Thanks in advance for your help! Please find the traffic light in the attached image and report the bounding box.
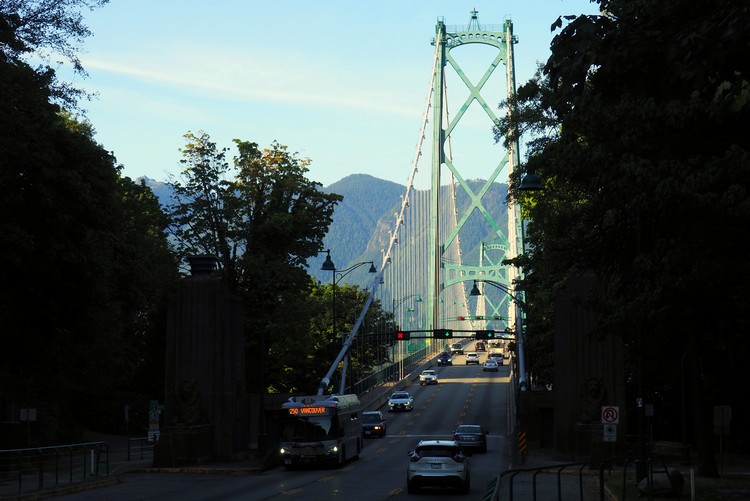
[395,331,411,340]
[433,328,453,338]
[475,330,496,340]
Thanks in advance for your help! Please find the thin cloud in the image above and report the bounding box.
[83,50,422,118]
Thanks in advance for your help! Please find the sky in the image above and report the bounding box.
[73,1,600,188]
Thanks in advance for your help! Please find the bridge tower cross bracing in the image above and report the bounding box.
[428,12,522,332]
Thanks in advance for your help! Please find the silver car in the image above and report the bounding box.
[482,359,499,372]
[406,440,471,494]
[388,391,414,412]
[419,369,439,385]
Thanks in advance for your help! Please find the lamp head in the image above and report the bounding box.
[519,171,543,191]
[321,250,336,271]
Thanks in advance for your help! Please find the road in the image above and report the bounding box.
[58,347,511,500]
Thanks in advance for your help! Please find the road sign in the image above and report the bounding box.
[601,406,620,424]
[19,408,37,422]
[603,424,617,442]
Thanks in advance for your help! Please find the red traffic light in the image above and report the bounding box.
[396,331,411,340]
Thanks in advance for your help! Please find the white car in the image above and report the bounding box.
[488,351,504,365]
[465,352,480,365]
[388,391,414,412]
[419,370,439,385]
[406,440,471,494]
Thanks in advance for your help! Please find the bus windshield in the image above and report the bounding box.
[281,415,337,441]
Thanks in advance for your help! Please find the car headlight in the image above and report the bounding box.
[280,447,290,455]
[326,445,339,454]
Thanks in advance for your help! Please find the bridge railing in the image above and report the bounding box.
[350,345,433,397]
[0,441,108,495]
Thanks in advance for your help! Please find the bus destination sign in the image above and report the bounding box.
[288,406,328,416]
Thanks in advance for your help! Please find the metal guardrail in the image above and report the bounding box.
[487,455,679,501]
[0,441,108,495]
[127,436,155,461]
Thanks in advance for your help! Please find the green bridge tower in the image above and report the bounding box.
[427,10,524,343]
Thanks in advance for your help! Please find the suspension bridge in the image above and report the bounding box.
[316,10,530,396]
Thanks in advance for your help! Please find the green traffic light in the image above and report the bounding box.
[432,329,453,338]
[475,329,496,340]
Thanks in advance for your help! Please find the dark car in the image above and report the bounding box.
[452,424,488,453]
[475,341,486,352]
[362,410,386,438]
[436,352,453,366]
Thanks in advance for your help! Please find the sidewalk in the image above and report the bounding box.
[489,447,608,501]
[499,447,750,501]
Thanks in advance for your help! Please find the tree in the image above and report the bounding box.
[0,36,177,439]
[496,0,750,475]
[0,0,109,107]
[293,280,394,396]
[166,133,343,394]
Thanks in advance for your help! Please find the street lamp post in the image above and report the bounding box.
[470,279,528,391]
[320,249,376,393]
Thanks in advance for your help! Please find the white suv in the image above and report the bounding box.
[465,352,480,365]
[406,440,470,494]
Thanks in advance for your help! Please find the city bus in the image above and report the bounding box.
[279,394,363,468]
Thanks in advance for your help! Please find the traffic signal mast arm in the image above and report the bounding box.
[390,329,514,340]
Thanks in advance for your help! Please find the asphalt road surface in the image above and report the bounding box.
[58,349,511,500]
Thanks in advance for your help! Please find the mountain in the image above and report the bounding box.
[139,174,509,284]
[315,174,405,282]
[316,175,510,286]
